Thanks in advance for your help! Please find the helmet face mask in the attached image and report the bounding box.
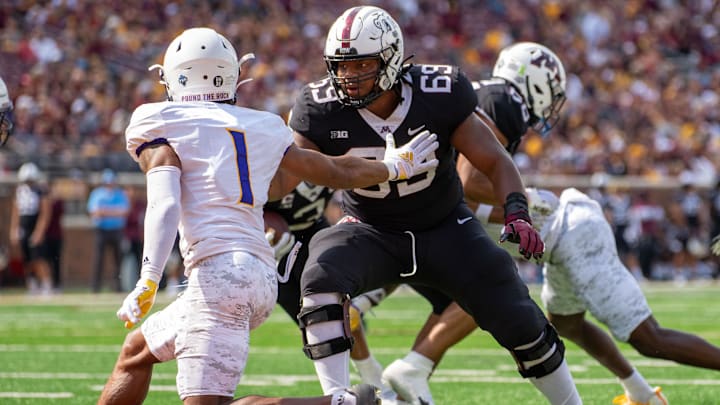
[324,6,404,108]
[150,27,244,104]
[492,42,567,134]
[0,77,13,146]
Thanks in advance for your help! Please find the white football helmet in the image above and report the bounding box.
[0,76,13,146]
[324,6,404,108]
[18,162,41,183]
[150,27,253,103]
[493,42,566,134]
[526,187,559,230]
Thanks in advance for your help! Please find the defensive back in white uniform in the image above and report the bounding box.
[126,101,292,269]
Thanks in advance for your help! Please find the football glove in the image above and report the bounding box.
[265,229,296,260]
[383,130,439,181]
[500,192,545,261]
[711,234,720,256]
[117,277,158,329]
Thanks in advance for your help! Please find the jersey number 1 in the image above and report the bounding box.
[228,129,254,205]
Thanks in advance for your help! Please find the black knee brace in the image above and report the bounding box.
[510,324,565,378]
[297,294,354,360]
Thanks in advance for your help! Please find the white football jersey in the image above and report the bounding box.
[126,101,294,268]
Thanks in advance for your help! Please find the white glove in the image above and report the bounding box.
[117,277,158,329]
[266,230,296,260]
[383,130,439,181]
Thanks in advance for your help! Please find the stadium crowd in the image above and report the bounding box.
[0,0,719,283]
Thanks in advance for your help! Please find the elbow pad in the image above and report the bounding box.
[141,166,182,283]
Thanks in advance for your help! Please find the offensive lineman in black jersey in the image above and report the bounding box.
[369,42,572,404]
[278,6,580,404]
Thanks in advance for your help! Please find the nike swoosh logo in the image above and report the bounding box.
[457,216,473,225]
[408,125,426,136]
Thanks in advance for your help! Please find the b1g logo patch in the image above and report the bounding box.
[178,75,188,86]
[213,76,224,87]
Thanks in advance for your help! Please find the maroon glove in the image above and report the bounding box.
[499,192,545,260]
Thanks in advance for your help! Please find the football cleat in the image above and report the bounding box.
[346,383,381,405]
[612,387,668,405]
[382,359,434,405]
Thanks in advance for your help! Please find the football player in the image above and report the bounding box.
[0,76,13,146]
[98,26,437,405]
[367,43,715,405]
[286,6,580,405]
[350,41,570,405]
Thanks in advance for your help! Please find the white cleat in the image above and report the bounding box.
[382,359,434,405]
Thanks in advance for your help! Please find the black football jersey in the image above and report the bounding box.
[473,78,531,155]
[289,64,476,231]
[265,182,333,240]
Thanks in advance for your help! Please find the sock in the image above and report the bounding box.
[352,356,384,388]
[529,360,581,405]
[620,368,655,402]
[352,295,374,314]
[404,351,435,375]
[304,293,350,394]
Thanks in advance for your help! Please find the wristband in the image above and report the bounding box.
[474,204,493,225]
[503,192,532,224]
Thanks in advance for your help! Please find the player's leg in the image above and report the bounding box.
[299,223,401,395]
[544,202,660,404]
[98,329,160,405]
[424,209,580,405]
[176,252,277,403]
[547,312,633,378]
[629,315,720,369]
[348,286,396,396]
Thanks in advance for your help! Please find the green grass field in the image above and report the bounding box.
[0,282,719,404]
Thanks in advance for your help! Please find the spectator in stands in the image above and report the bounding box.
[87,168,129,293]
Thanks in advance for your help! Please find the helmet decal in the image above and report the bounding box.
[340,7,362,48]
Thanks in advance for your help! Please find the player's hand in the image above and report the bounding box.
[500,219,545,261]
[266,229,296,260]
[712,234,720,256]
[117,277,158,329]
[383,130,439,180]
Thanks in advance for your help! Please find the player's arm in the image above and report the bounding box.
[117,143,182,328]
[270,130,439,199]
[452,113,523,202]
[452,113,543,260]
